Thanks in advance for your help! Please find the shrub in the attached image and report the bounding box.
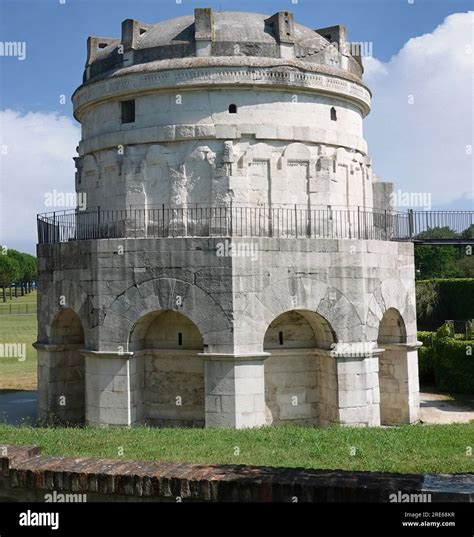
[436,322,453,339]
[417,330,474,393]
[433,338,474,394]
[417,331,435,383]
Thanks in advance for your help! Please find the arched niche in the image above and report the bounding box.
[377,308,409,425]
[48,308,85,424]
[129,310,205,427]
[263,309,338,426]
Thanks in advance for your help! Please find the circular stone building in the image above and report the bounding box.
[35,9,420,428]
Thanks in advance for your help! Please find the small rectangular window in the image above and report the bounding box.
[178,333,183,346]
[121,100,135,124]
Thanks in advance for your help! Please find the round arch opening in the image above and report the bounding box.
[377,308,409,425]
[263,310,338,427]
[47,308,85,424]
[130,309,205,428]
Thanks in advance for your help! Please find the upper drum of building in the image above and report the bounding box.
[82,9,365,85]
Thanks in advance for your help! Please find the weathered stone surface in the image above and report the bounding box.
[37,9,419,430]
[1,445,472,502]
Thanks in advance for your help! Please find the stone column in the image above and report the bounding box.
[34,342,85,425]
[83,351,144,426]
[201,353,269,429]
[378,342,421,424]
[334,343,382,426]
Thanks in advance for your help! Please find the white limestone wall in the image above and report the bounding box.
[80,90,364,145]
[36,237,418,428]
[76,139,373,214]
[35,344,85,424]
[84,353,144,426]
[142,350,205,427]
[264,350,327,425]
[74,84,378,213]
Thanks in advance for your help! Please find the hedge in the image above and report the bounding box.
[416,278,474,330]
[417,331,435,383]
[433,337,474,394]
[417,331,474,393]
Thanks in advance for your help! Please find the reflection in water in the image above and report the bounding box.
[0,390,37,426]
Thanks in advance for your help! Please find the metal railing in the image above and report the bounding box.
[36,205,473,244]
[0,302,37,316]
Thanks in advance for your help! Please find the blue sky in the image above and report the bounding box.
[0,0,473,253]
[1,0,472,116]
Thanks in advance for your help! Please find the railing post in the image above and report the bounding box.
[53,211,56,243]
[408,209,414,239]
[97,206,101,239]
[294,204,298,238]
[162,204,165,237]
[357,206,361,239]
[229,199,233,237]
[384,209,387,237]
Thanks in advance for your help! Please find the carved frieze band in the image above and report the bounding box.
[73,66,371,116]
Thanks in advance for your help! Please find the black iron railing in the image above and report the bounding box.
[36,205,474,244]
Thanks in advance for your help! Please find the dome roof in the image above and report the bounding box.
[84,9,363,83]
[137,12,325,48]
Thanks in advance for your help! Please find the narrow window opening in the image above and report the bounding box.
[330,107,337,121]
[279,331,284,345]
[139,28,147,35]
[178,332,183,346]
[121,100,135,124]
[228,104,237,114]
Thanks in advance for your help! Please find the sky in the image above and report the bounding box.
[0,0,473,253]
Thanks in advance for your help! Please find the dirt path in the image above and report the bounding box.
[420,392,474,424]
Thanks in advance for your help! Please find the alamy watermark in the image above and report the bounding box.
[330,41,373,58]
[0,343,26,361]
[216,239,259,261]
[389,491,432,503]
[0,41,26,61]
[330,342,377,358]
[44,190,87,211]
[390,189,432,210]
[45,491,87,503]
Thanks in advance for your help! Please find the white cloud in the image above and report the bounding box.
[364,11,473,209]
[0,110,80,253]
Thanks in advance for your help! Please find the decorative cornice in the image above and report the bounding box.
[73,64,371,120]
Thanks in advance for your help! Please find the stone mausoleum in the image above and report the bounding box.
[35,9,420,428]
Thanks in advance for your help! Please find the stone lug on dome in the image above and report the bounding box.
[265,11,295,44]
[315,25,347,50]
[86,36,119,66]
[316,24,363,72]
[121,18,152,51]
[265,11,295,59]
[194,8,214,57]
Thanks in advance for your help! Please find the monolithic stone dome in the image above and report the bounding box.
[84,9,363,84]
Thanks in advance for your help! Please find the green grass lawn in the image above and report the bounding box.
[0,313,37,390]
[0,423,472,474]
[0,289,36,303]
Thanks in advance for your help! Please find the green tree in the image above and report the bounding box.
[0,255,20,302]
[6,249,27,296]
[415,227,462,279]
[22,253,37,293]
[461,224,474,239]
